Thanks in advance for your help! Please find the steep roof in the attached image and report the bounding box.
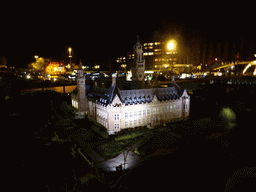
[87,78,184,106]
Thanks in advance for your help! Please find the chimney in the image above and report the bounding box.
[112,73,116,87]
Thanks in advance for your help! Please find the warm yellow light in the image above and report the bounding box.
[243,64,251,74]
[167,40,177,50]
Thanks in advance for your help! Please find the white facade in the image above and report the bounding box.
[88,87,190,135]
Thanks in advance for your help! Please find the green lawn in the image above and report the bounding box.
[96,128,151,159]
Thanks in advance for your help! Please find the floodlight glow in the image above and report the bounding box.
[167,40,177,50]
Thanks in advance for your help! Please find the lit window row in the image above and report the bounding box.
[155,58,176,61]
[125,117,150,127]
[144,42,161,46]
[143,52,154,56]
[166,51,177,54]
[124,106,177,119]
[116,60,126,63]
[144,46,154,49]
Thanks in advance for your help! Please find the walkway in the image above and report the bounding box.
[88,140,143,172]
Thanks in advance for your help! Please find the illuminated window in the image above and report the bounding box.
[154,49,161,52]
[155,59,158,61]
[144,43,148,46]
[143,53,148,56]
[148,43,153,46]
[144,47,148,49]
[166,52,171,54]
[155,52,161,55]
[148,52,154,55]
[155,42,161,45]
[148,46,153,49]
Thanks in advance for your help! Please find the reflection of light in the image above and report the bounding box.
[96,151,141,172]
[254,69,256,75]
[243,64,251,74]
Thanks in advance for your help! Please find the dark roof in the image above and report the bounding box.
[87,79,183,106]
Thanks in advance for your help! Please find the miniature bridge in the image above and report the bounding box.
[211,60,256,75]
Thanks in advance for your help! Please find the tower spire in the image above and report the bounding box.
[136,35,140,45]
[79,59,82,70]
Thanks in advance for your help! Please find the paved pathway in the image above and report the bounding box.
[88,140,143,172]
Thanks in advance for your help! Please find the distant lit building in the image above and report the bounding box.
[72,40,190,135]
[116,40,178,71]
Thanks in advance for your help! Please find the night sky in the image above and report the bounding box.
[1,2,255,68]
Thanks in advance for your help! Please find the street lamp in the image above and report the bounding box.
[166,40,177,74]
[68,48,72,68]
[167,40,177,51]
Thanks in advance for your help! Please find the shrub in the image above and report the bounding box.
[114,129,149,141]
[91,123,109,139]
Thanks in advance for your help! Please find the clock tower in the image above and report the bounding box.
[132,36,145,81]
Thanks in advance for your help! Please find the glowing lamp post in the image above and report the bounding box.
[167,40,177,51]
[166,40,177,74]
[68,48,72,67]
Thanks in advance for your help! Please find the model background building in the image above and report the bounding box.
[116,40,178,71]
[71,39,190,135]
